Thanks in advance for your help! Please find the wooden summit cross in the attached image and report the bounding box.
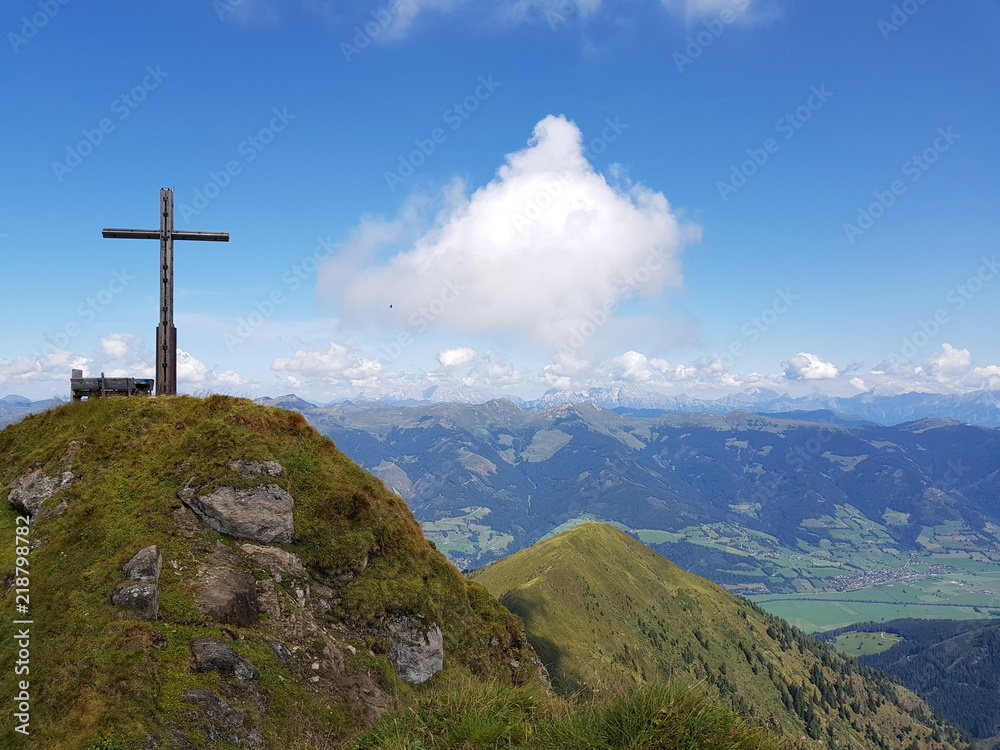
[102,188,229,396]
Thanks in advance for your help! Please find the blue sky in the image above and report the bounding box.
[1,0,998,402]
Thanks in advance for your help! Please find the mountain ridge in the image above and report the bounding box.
[472,522,968,749]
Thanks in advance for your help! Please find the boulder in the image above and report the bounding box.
[226,459,284,478]
[111,582,160,620]
[180,484,294,544]
[387,617,444,684]
[194,566,259,627]
[8,468,77,518]
[189,638,261,680]
[123,545,162,582]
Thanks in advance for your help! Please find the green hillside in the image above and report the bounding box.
[0,396,539,749]
[472,523,967,750]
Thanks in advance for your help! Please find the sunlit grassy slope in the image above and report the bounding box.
[472,523,967,750]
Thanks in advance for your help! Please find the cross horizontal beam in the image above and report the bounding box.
[102,228,159,239]
[172,230,229,242]
[102,228,230,242]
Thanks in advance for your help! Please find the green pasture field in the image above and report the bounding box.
[831,631,904,656]
[751,597,996,633]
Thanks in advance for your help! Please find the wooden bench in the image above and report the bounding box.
[70,369,154,401]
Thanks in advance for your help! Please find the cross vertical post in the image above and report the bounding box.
[157,188,177,395]
[103,188,229,396]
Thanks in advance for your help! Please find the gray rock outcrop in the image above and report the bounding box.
[123,545,162,582]
[193,545,260,627]
[189,638,261,680]
[180,483,294,544]
[387,617,444,684]
[7,468,77,518]
[111,583,160,620]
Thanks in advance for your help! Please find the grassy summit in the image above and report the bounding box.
[0,396,537,749]
[472,522,967,749]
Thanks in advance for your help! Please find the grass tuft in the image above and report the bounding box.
[351,676,790,750]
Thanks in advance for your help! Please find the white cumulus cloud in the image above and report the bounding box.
[438,347,478,369]
[0,349,89,391]
[866,345,1000,395]
[328,114,699,350]
[97,333,143,361]
[784,352,839,381]
[610,350,671,383]
[272,342,388,386]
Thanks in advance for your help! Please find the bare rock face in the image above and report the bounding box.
[112,582,160,620]
[7,468,77,518]
[180,483,294,544]
[226,459,284,479]
[189,638,262,680]
[123,545,162,582]
[194,564,259,627]
[240,544,306,581]
[387,617,444,684]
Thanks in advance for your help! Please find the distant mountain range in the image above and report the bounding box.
[0,394,63,428]
[259,397,1000,589]
[271,386,1000,427]
[8,385,1000,427]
